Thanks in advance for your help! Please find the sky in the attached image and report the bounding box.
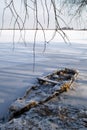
[0,0,87,29]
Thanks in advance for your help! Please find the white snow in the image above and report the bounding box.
[0,30,87,128]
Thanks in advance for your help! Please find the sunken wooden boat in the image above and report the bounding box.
[9,68,78,120]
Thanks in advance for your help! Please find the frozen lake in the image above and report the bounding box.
[0,30,87,120]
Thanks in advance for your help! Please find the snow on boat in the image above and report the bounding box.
[9,68,78,120]
[38,68,78,85]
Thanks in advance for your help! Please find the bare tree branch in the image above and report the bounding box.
[2,0,73,70]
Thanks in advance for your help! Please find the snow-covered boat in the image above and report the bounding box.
[9,68,78,120]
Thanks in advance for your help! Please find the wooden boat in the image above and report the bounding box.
[9,68,78,120]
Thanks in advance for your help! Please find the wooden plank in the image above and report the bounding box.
[37,77,59,85]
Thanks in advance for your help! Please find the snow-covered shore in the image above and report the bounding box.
[0,30,87,129]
